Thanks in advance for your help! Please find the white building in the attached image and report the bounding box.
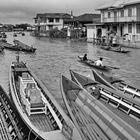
[86,23,106,42]
[34,13,71,33]
[97,0,140,41]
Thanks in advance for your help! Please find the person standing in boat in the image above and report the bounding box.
[95,57,103,66]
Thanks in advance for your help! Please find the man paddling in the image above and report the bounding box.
[95,57,103,66]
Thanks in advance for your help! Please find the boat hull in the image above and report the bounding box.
[78,56,111,71]
[61,74,140,140]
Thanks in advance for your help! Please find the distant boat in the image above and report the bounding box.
[13,39,36,52]
[9,58,82,140]
[100,46,130,53]
[22,32,25,36]
[13,33,17,37]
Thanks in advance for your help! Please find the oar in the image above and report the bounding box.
[107,66,120,69]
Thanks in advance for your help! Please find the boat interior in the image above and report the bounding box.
[11,62,66,133]
[85,83,140,121]
[71,70,140,121]
[62,75,139,140]
[66,90,109,140]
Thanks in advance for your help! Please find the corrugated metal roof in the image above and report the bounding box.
[97,0,126,10]
[125,0,140,6]
[97,0,140,10]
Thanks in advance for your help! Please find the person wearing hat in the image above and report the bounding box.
[95,57,103,66]
[82,53,88,61]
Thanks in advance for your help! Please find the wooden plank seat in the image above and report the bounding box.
[25,88,46,116]
[20,72,47,116]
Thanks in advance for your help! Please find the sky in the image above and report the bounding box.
[0,0,113,25]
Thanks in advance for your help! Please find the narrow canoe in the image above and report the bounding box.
[78,56,112,71]
[9,59,82,140]
[13,39,36,52]
[92,69,140,101]
[100,46,130,53]
[70,70,140,121]
[61,74,140,140]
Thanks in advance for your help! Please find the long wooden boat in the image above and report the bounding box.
[61,74,140,140]
[0,85,30,140]
[0,39,36,53]
[70,70,140,121]
[78,56,113,71]
[13,39,36,53]
[100,46,130,53]
[9,59,82,140]
[92,69,140,102]
[13,33,17,37]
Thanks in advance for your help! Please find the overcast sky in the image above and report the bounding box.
[0,0,113,24]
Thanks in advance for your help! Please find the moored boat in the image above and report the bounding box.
[61,74,140,140]
[0,85,29,140]
[92,69,140,101]
[13,39,36,53]
[9,57,82,140]
[78,56,112,71]
[13,33,17,37]
[100,46,130,53]
[70,70,140,121]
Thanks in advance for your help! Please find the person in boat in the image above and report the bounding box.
[95,57,103,66]
[112,33,118,47]
[116,45,122,51]
[82,53,88,61]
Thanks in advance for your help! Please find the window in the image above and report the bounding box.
[128,8,132,17]
[48,18,54,22]
[121,10,124,17]
[128,24,132,33]
[48,25,53,30]
[136,23,140,33]
[55,18,59,23]
[114,11,117,18]
[108,12,111,18]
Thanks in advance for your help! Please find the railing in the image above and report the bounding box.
[102,15,138,23]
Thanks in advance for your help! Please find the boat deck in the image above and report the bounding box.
[69,100,109,140]
[29,114,55,132]
[100,99,140,132]
[0,112,12,140]
[15,80,56,132]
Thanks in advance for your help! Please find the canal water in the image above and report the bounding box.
[0,32,140,108]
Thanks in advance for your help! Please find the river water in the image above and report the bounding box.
[0,32,140,108]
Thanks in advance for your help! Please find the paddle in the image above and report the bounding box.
[106,66,120,70]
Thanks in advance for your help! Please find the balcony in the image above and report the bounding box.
[102,16,138,23]
[34,22,62,26]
